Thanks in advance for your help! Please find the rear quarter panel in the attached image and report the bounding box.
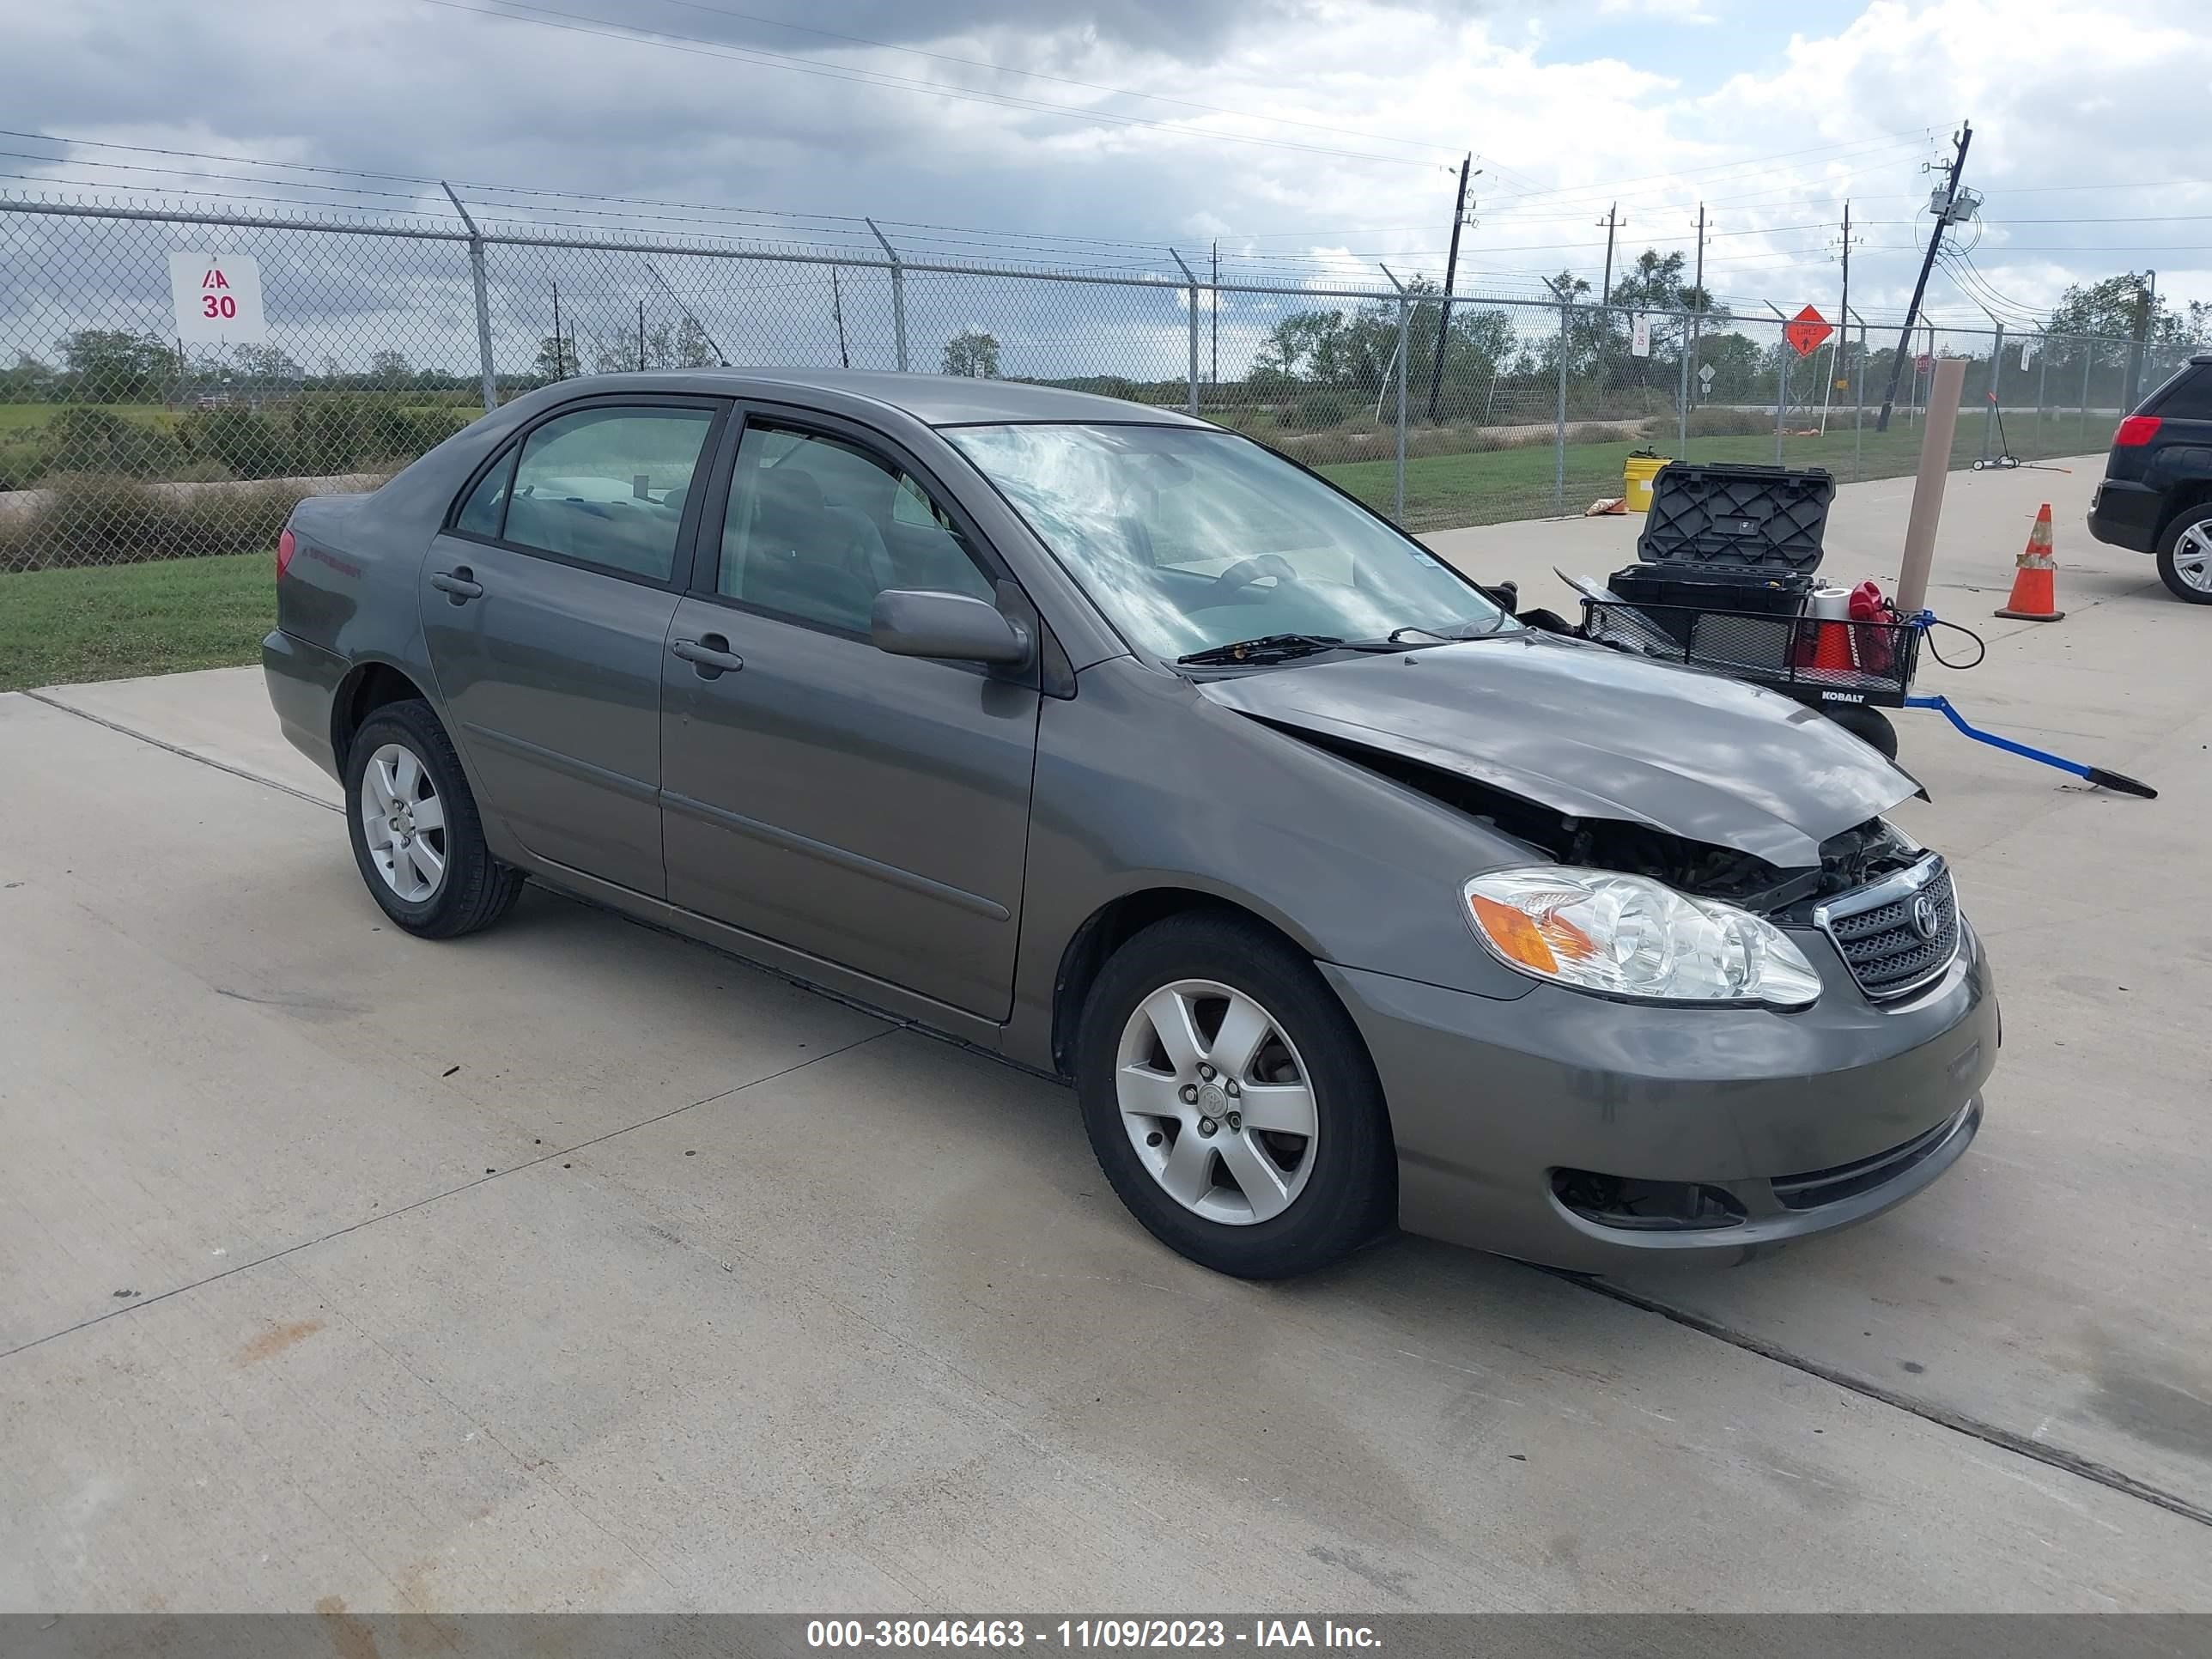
[269,403,532,787]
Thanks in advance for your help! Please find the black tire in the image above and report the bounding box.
[1824,702,1899,760]
[2154,505,2212,605]
[343,698,524,939]
[1075,911,1395,1279]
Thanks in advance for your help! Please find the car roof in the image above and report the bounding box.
[576,367,1214,428]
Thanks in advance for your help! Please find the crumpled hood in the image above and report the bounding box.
[1199,632,1918,868]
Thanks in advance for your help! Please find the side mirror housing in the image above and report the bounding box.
[871,588,1034,667]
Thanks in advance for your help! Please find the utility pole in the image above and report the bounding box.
[830,269,850,368]
[1877,119,1972,431]
[1685,204,1706,428]
[1824,201,1852,433]
[1592,202,1621,395]
[550,280,565,380]
[1425,153,1474,423]
[1598,203,1620,305]
[2128,268,2157,407]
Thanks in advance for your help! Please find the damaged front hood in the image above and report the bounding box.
[1199,633,1917,868]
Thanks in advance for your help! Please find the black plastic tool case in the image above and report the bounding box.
[1632,460,1836,572]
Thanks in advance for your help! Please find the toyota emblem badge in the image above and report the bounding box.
[1910,893,1941,941]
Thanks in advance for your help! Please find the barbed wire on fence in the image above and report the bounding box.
[1,192,2193,574]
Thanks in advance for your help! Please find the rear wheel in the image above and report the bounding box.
[2155,507,2212,605]
[1075,912,1395,1279]
[343,699,524,938]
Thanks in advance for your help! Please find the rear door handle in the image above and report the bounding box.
[431,568,483,603]
[672,635,744,676]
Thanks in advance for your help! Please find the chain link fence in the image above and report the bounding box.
[2,197,2195,574]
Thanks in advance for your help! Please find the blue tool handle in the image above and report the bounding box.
[1904,695,2158,799]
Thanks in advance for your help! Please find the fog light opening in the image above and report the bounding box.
[1552,1169,1747,1231]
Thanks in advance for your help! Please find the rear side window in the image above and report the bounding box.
[498,404,716,581]
[2149,366,2212,420]
[454,447,515,537]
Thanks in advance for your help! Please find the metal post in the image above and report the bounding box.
[1675,316,1689,454]
[2080,340,2094,443]
[1850,311,1866,483]
[866,218,907,372]
[1380,264,1409,520]
[1170,250,1199,416]
[2035,333,2049,444]
[1550,278,1570,514]
[442,182,497,414]
[1761,301,1790,464]
[1984,322,2003,464]
[638,299,646,372]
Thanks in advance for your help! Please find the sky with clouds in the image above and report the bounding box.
[0,0,2203,374]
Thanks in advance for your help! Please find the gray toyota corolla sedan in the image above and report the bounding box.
[264,368,1996,1279]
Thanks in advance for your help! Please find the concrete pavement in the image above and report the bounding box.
[3,456,2209,1611]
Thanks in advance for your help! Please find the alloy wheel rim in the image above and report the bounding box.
[2176,523,2212,593]
[1115,978,1318,1225]
[360,741,448,902]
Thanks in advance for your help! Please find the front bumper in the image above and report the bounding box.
[2087,478,2160,552]
[1325,917,1997,1272]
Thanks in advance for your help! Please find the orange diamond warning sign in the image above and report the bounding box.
[1784,304,1832,357]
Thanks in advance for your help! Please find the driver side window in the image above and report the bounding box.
[718,424,995,634]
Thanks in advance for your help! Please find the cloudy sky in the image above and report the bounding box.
[1,0,2203,374]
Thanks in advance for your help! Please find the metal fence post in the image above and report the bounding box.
[2079,343,2094,446]
[441,182,497,415]
[1379,264,1409,520]
[866,219,908,372]
[2034,333,2049,444]
[1984,322,2004,464]
[1851,313,1866,483]
[1762,302,1788,465]
[1395,295,1410,520]
[1170,250,1200,416]
[1553,285,1570,514]
[1675,317,1689,455]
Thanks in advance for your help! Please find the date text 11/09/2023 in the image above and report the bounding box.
[807,1621,1383,1650]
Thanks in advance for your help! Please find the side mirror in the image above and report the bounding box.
[871,588,1034,667]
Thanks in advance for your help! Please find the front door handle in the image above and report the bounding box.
[672,635,744,677]
[431,568,483,603]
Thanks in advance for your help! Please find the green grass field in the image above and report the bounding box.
[0,552,271,691]
[0,402,178,432]
[1319,409,2112,529]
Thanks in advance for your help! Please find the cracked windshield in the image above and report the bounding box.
[949,423,1514,660]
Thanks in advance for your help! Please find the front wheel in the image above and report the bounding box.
[1075,912,1395,1279]
[343,698,524,938]
[2155,507,2212,605]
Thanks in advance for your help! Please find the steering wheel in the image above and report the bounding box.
[1209,553,1303,600]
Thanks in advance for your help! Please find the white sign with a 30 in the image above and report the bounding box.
[168,251,268,343]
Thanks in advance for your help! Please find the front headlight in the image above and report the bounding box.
[1462,866,1821,1008]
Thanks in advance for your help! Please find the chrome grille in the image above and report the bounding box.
[1816,856,1960,1001]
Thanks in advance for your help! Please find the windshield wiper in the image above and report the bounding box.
[1177,633,1346,666]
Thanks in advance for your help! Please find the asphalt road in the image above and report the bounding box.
[3,457,2208,1612]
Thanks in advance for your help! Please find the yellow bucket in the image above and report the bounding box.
[1623,453,1670,513]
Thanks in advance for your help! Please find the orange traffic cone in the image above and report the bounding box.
[1809,616,1857,675]
[1996,503,2066,622]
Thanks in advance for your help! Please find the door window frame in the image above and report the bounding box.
[688,402,1018,643]
[441,393,732,592]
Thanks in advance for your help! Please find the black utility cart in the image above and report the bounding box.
[1580,460,1918,759]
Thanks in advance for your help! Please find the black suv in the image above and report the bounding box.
[2087,351,2212,603]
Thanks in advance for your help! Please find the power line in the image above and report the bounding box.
[416,0,1443,168]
